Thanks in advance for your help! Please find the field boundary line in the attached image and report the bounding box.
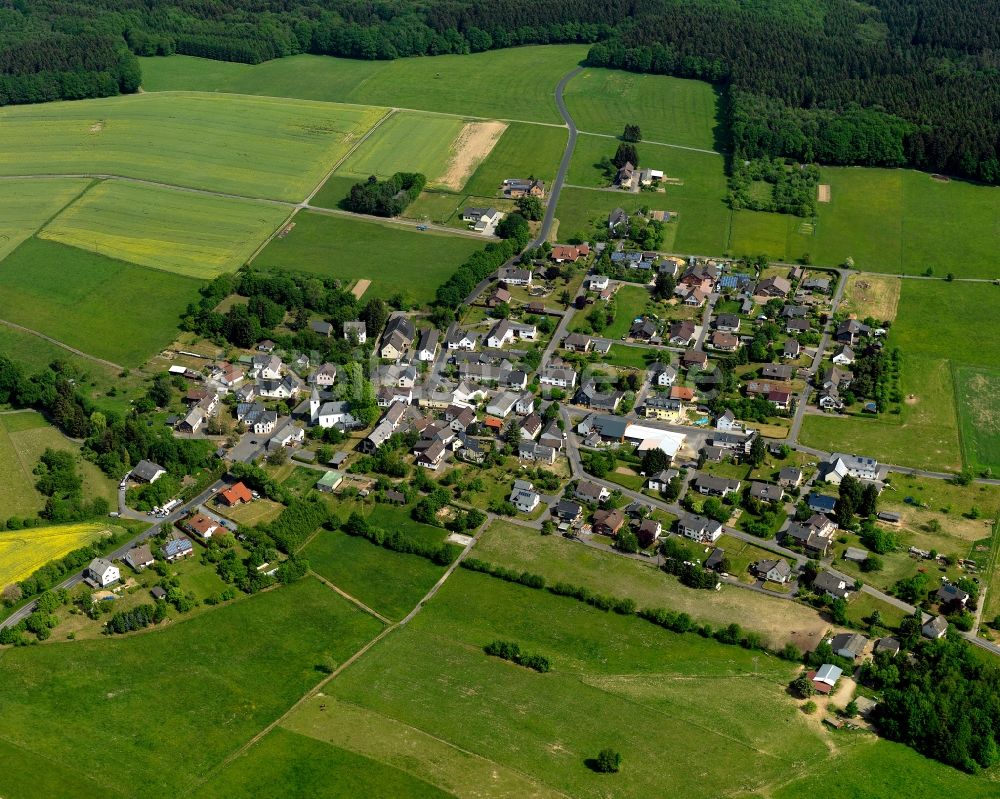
[308,570,392,625]
[0,318,124,371]
[302,107,396,205]
[576,129,725,156]
[146,89,568,129]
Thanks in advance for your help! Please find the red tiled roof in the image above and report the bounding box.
[219,482,252,506]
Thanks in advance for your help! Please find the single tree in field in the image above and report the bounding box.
[594,748,622,773]
[622,123,641,142]
[613,143,639,169]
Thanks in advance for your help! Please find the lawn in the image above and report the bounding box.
[303,528,446,620]
[0,238,197,367]
[0,178,90,262]
[252,211,483,306]
[474,520,829,649]
[403,190,465,224]
[321,568,825,799]
[140,46,590,123]
[334,111,466,186]
[0,578,384,799]
[40,179,289,278]
[0,521,113,589]
[0,410,118,520]
[564,69,722,150]
[605,284,654,338]
[603,344,661,369]
[0,92,385,201]
[462,122,568,198]
[190,728,450,799]
[729,209,813,262]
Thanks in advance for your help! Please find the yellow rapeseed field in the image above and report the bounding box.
[0,523,110,589]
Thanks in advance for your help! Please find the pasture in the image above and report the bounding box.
[40,179,289,278]
[564,68,722,150]
[0,178,90,262]
[0,411,117,520]
[0,578,384,799]
[0,238,197,366]
[475,521,828,649]
[0,521,112,589]
[140,46,590,122]
[0,92,384,201]
[252,211,483,306]
[335,111,467,185]
[323,568,823,799]
[304,529,446,621]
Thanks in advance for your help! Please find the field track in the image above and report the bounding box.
[0,317,123,371]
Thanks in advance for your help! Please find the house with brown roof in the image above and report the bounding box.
[185,513,221,540]
[218,482,253,507]
[593,508,626,536]
[756,276,792,297]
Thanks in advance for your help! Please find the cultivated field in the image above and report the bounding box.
[462,121,568,198]
[564,68,722,150]
[0,411,118,519]
[40,179,289,278]
[0,93,385,201]
[0,178,90,262]
[840,272,902,322]
[252,211,482,306]
[140,46,590,123]
[0,239,198,367]
[0,522,111,589]
[335,111,467,185]
[0,578,384,798]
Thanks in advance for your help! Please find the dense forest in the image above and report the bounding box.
[2,0,998,182]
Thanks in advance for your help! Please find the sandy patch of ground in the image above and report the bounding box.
[817,184,831,202]
[841,273,901,323]
[904,394,919,405]
[351,279,371,299]
[438,121,507,191]
[90,121,105,134]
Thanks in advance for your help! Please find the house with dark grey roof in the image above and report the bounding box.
[830,632,869,660]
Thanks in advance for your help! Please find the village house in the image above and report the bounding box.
[575,480,610,504]
[832,345,855,366]
[132,459,166,484]
[756,276,792,297]
[445,323,478,351]
[710,331,739,352]
[813,570,852,599]
[636,518,662,547]
[646,469,678,492]
[309,319,333,337]
[835,319,870,346]
[486,287,511,308]
[782,339,801,359]
[498,266,532,286]
[379,315,415,360]
[778,467,803,488]
[754,559,792,583]
[784,514,836,554]
[651,363,677,387]
[608,207,630,234]
[761,363,794,381]
[922,615,948,639]
[162,535,194,562]
[550,243,590,263]
[518,440,556,463]
[218,482,253,507]
[510,480,540,513]
[682,350,708,370]
[462,206,503,232]
[677,513,723,543]
[87,558,120,587]
[563,333,593,353]
[644,395,685,421]
[683,287,710,308]
[694,474,741,497]
[416,328,440,362]
[540,364,577,389]
[749,481,783,502]
[830,632,869,660]
[343,320,367,344]
[310,362,338,388]
[185,513,220,540]
[502,178,545,199]
[593,508,626,536]
[124,544,154,572]
[715,314,741,333]
[823,452,879,483]
[668,320,696,346]
[588,274,610,291]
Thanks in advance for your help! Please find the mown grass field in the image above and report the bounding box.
[955,366,1000,473]
[0,238,197,366]
[0,578,384,799]
[0,178,90,262]
[140,46,590,122]
[0,521,112,589]
[252,211,482,306]
[0,410,117,520]
[403,190,466,224]
[303,529,446,621]
[40,179,289,278]
[564,68,722,150]
[731,168,1000,277]
[0,92,384,201]
[335,111,465,185]
[475,521,828,648]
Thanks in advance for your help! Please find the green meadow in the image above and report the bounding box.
[565,68,722,150]
[0,238,197,366]
[0,578,384,799]
[140,46,590,122]
[802,280,1000,472]
[40,179,289,278]
[462,121,568,198]
[0,178,91,262]
[252,211,482,305]
[335,111,465,185]
[0,92,384,201]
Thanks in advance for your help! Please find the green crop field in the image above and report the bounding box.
[0,92,384,201]
[0,411,117,519]
[0,578,384,799]
[732,168,1000,277]
[462,122,568,198]
[303,529,446,621]
[40,179,289,278]
[0,178,90,262]
[0,239,197,366]
[802,281,1000,472]
[140,46,590,122]
[252,211,482,306]
[190,728,450,799]
[565,68,722,150]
